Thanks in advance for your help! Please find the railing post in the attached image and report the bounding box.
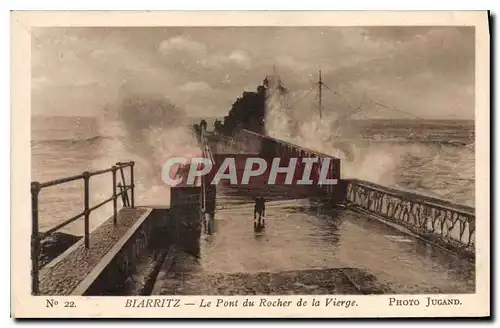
[31,182,41,295]
[83,171,90,248]
[130,161,135,208]
[200,171,205,213]
[112,166,118,225]
[117,162,130,207]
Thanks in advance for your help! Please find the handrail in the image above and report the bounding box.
[200,129,210,212]
[346,179,475,217]
[30,161,135,295]
[345,179,475,253]
[198,127,216,215]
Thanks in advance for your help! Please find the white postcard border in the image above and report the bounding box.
[10,10,490,318]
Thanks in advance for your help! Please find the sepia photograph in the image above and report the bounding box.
[10,11,490,318]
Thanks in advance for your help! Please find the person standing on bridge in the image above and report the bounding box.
[254,196,266,227]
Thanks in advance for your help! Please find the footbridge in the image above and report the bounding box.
[30,128,475,296]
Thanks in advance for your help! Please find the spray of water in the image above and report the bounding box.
[263,75,407,186]
[91,93,201,218]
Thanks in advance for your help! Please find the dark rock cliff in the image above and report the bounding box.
[217,75,288,136]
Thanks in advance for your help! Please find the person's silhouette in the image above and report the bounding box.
[254,196,266,230]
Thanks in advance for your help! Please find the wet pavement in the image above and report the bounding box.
[155,185,475,295]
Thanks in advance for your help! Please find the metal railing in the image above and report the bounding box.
[345,179,475,255]
[30,161,135,295]
[197,127,216,217]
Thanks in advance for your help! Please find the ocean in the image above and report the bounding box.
[31,115,475,236]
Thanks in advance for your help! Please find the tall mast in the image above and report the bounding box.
[272,65,286,108]
[318,69,323,118]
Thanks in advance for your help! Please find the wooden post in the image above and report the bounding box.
[112,166,117,225]
[31,182,41,295]
[83,171,90,248]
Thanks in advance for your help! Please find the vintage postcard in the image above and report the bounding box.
[11,11,490,318]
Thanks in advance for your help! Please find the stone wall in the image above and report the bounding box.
[82,208,172,296]
[170,186,203,259]
[345,179,475,259]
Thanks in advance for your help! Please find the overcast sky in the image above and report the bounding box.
[31,26,474,120]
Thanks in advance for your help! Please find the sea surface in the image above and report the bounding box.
[31,116,475,236]
[342,119,475,204]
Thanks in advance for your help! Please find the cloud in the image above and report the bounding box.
[158,36,206,55]
[158,36,251,71]
[199,49,252,69]
[227,50,251,67]
[179,81,213,93]
[170,81,236,117]
[31,27,474,119]
[275,55,309,72]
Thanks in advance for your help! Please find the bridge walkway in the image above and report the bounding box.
[153,184,475,295]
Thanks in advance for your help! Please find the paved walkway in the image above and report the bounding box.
[39,207,149,295]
